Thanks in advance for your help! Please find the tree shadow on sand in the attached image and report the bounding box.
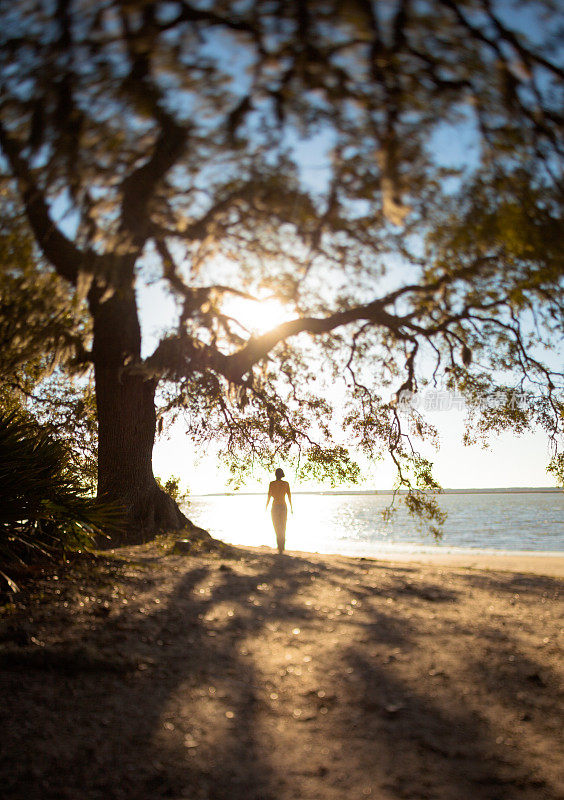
[0,550,561,800]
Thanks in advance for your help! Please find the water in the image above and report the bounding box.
[187,492,564,557]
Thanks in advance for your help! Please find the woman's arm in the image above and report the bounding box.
[286,482,293,512]
[266,483,273,509]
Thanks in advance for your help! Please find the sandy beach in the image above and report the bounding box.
[0,539,562,800]
[322,548,564,579]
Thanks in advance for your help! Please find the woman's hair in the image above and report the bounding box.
[275,468,285,480]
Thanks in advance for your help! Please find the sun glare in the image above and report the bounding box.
[224,296,293,335]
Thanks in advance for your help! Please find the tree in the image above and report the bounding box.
[0,202,86,391]
[0,198,97,488]
[0,0,562,539]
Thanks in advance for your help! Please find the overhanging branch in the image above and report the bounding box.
[0,123,85,285]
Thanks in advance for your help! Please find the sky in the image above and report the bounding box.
[68,0,563,498]
[140,283,559,495]
[153,418,556,496]
[138,75,560,496]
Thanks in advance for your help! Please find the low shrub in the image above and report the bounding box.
[0,410,122,590]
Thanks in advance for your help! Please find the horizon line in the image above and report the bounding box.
[194,486,562,497]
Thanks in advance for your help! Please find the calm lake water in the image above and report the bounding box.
[187,492,564,556]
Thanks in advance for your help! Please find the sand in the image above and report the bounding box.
[324,548,564,579]
[0,540,562,800]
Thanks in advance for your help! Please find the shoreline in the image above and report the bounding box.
[294,547,564,578]
[187,493,564,557]
[242,544,564,578]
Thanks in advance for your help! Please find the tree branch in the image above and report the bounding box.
[118,9,189,248]
[0,123,85,285]
[154,238,259,327]
[223,301,406,381]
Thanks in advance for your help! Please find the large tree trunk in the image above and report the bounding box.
[91,288,188,541]
[95,369,188,538]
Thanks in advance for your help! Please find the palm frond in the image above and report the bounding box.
[0,410,123,589]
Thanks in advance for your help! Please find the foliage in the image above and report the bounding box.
[0,196,98,489]
[0,1,562,532]
[0,410,122,590]
[0,199,90,386]
[155,475,190,508]
[30,373,99,492]
[547,453,564,488]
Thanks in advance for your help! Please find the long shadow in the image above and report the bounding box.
[0,552,448,800]
[323,574,563,800]
[0,552,335,800]
[456,570,562,598]
[1,550,560,800]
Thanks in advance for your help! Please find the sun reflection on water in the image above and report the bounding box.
[187,493,409,555]
[187,492,564,555]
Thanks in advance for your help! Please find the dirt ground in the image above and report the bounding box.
[0,539,562,800]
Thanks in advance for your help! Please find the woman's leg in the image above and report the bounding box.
[271,505,287,553]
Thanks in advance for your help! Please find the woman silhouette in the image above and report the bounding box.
[266,468,293,554]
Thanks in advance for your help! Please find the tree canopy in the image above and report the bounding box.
[0,197,97,488]
[0,0,562,534]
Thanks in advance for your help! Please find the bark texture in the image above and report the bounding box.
[92,288,188,540]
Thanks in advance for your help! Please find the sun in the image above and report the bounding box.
[223,295,293,336]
